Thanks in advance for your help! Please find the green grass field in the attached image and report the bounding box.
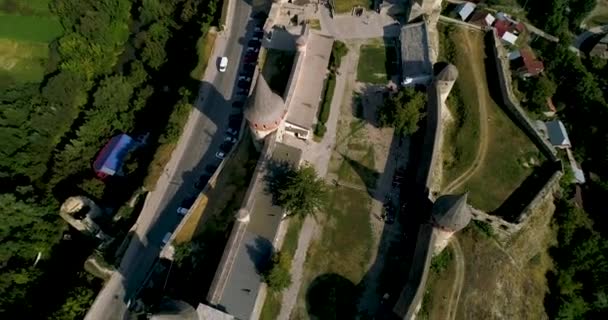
[0,14,62,42]
[0,39,49,83]
[334,0,370,13]
[292,186,373,318]
[439,27,544,212]
[357,44,388,84]
[584,0,608,27]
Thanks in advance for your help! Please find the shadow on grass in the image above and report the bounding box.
[340,153,380,197]
[306,273,359,320]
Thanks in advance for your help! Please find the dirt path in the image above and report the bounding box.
[443,30,490,194]
[446,238,465,320]
[277,216,317,320]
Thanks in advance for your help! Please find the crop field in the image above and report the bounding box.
[0,0,62,83]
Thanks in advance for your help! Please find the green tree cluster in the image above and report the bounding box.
[1,0,221,316]
[377,87,426,136]
[275,165,328,218]
[262,252,292,292]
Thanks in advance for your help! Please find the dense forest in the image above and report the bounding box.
[0,0,220,318]
[515,0,608,318]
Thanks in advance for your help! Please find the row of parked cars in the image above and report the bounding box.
[173,21,267,231]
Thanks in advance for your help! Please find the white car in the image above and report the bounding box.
[219,56,228,72]
[177,207,189,216]
[226,128,238,136]
[162,232,172,246]
[225,136,237,143]
[215,151,226,159]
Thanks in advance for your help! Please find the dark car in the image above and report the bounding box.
[205,164,218,173]
[229,114,243,127]
[244,54,257,63]
[242,63,256,73]
[237,80,250,90]
[232,101,244,109]
[247,39,261,47]
[195,174,212,189]
[253,31,264,38]
[236,88,249,96]
[219,142,233,153]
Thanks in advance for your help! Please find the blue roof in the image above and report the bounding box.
[93,134,138,176]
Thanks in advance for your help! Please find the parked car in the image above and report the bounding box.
[195,174,212,189]
[229,114,243,127]
[205,164,218,173]
[247,46,260,53]
[254,26,263,32]
[226,128,238,136]
[219,56,228,72]
[177,207,189,215]
[244,54,257,63]
[215,151,226,159]
[162,232,172,246]
[220,142,233,153]
[232,101,244,109]
[237,80,250,89]
[253,31,264,38]
[225,136,237,143]
[243,63,255,73]
[238,75,252,81]
[247,40,261,47]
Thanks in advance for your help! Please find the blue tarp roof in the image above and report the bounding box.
[93,134,138,176]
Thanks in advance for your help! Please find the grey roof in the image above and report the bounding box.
[436,63,459,81]
[196,304,235,320]
[400,22,433,80]
[212,142,302,320]
[545,120,571,147]
[245,76,286,130]
[456,2,476,21]
[431,193,471,232]
[286,32,334,130]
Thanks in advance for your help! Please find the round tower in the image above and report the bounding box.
[435,63,458,104]
[244,75,287,140]
[430,193,471,253]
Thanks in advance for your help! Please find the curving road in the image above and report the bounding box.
[84,1,262,319]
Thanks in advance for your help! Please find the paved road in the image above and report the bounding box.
[85,1,262,319]
[573,24,608,49]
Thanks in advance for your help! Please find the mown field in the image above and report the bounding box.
[0,0,62,83]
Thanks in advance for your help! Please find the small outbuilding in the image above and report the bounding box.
[455,2,476,21]
[545,120,571,148]
[93,134,139,179]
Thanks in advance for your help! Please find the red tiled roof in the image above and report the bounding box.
[520,48,544,75]
[494,20,510,37]
[514,22,525,33]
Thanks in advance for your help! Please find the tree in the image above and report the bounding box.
[377,87,426,136]
[262,252,291,291]
[529,75,556,110]
[275,164,328,218]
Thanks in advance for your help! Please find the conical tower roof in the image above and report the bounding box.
[436,63,459,81]
[431,193,471,232]
[244,75,286,131]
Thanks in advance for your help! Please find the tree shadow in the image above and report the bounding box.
[245,236,274,275]
[263,158,295,207]
[339,153,380,198]
[306,273,359,320]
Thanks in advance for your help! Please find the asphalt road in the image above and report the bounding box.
[85,1,261,319]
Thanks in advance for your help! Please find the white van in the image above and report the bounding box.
[162,232,172,246]
[219,56,228,72]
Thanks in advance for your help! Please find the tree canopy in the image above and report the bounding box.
[377,87,426,136]
[275,164,328,218]
[262,252,292,292]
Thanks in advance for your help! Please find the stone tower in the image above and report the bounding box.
[59,196,111,241]
[244,75,287,141]
[435,63,459,104]
[430,193,471,252]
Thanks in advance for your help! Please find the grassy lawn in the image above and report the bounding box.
[337,144,379,189]
[190,29,217,80]
[0,14,62,42]
[292,186,373,318]
[424,197,555,319]
[259,215,304,320]
[262,49,296,96]
[439,26,543,212]
[0,39,49,83]
[584,0,608,27]
[334,0,370,13]
[357,44,389,84]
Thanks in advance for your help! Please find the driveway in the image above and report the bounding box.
[84,1,264,319]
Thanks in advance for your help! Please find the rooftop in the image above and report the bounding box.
[285,31,334,130]
[400,21,433,80]
[209,141,302,320]
[245,76,287,131]
[430,193,471,232]
[519,47,544,76]
[545,120,571,147]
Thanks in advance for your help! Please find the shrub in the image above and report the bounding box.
[314,122,326,138]
[318,74,336,124]
[262,252,292,291]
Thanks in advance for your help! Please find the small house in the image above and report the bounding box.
[517,48,544,77]
[455,2,476,21]
[545,120,571,149]
[469,11,496,27]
